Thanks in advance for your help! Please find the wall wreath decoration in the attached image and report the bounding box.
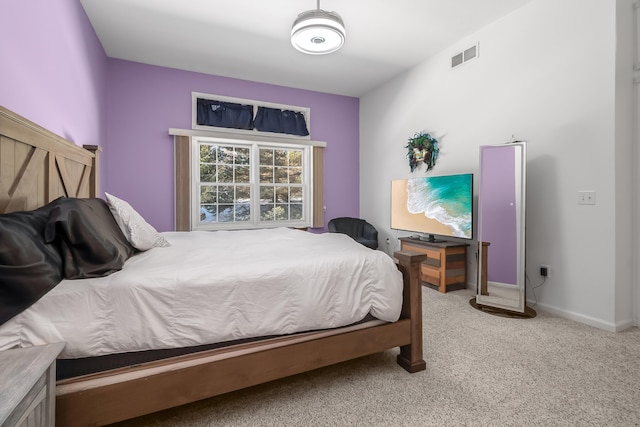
[405,131,439,173]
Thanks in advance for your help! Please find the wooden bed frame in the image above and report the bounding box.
[0,105,427,427]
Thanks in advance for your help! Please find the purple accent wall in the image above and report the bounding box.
[1,2,359,231]
[0,0,108,189]
[478,146,518,284]
[105,60,360,231]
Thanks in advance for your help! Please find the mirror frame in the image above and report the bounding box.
[475,142,526,313]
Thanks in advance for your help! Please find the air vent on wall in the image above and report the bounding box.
[451,43,479,69]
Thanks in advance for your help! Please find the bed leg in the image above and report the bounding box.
[394,251,427,373]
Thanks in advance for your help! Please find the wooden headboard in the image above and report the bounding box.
[0,106,100,214]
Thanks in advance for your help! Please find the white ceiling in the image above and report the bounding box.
[80,0,533,97]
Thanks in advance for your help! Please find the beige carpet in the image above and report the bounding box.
[112,289,640,427]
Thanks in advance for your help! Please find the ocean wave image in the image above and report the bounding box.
[406,175,472,238]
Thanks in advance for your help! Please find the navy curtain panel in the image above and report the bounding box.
[197,99,254,130]
[254,107,309,136]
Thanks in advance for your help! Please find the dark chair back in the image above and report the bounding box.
[328,217,379,249]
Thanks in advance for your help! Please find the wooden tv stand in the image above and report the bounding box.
[399,238,468,293]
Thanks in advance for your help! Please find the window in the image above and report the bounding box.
[171,97,324,231]
[193,137,312,230]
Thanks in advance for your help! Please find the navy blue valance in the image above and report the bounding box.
[196,98,309,137]
[254,107,309,137]
[196,99,254,130]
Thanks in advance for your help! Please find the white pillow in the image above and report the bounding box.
[104,192,170,251]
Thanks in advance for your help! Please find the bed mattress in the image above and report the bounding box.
[0,228,402,358]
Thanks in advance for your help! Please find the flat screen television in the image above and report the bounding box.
[391,173,473,242]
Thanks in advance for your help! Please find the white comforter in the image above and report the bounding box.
[0,228,402,358]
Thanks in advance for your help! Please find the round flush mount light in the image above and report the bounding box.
[291,3,345,55]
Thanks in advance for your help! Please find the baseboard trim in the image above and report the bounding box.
[526,300,635,332]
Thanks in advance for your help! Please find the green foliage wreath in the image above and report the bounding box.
[405,132,439,173]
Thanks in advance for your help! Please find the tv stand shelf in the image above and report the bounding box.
[399,238,468,293]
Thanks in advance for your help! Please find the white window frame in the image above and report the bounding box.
[191,135,313,231]
[192,92,311,140]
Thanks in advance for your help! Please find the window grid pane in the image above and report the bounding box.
[258,147,304,223]
[199,142,306,227]
[199,143,256,225]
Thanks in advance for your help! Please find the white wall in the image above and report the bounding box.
[614,0,636,329]
[636,0,640,327]
[360,0,635,330]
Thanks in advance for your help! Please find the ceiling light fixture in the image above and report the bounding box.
[291,0,346,55]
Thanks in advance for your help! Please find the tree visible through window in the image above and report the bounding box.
[259,148,303,222]
[195,139,309,230]
[199,144,251,224]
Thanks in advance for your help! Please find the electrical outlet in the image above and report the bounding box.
[385,237,390,245]
[578,191,596,205]
[540,265,550,278]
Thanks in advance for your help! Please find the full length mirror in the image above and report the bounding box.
[475,142,527,314]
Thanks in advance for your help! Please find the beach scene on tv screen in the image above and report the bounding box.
[392,175,472,239]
